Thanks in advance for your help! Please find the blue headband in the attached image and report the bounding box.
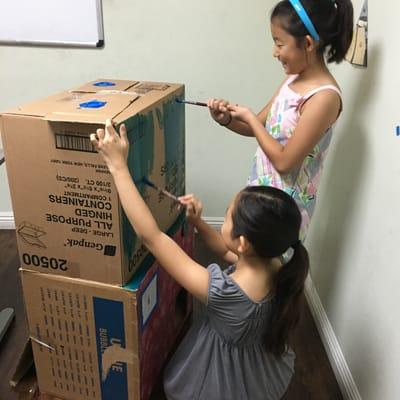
[289,0,320,41]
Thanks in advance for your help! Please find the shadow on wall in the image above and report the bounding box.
[307,43,386,400]
[348,325,381,400]
[307,43,381,308]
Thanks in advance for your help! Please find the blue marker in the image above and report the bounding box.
[396,126,400,136]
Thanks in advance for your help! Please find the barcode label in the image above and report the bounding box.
[55,134,96,153]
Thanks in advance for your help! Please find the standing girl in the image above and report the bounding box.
[91,121,309,400]
[208,0,353,239]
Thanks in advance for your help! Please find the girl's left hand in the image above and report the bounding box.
[178,194,203,224]
[226,104,256,124]
[90,119,129,174]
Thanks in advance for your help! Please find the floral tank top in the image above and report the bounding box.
[248,75,342,240]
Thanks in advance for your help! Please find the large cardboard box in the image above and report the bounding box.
[1,79,185,284]
[21,216,194,400]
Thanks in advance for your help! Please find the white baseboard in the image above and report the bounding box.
[0,212,15,229]
[202,216,224,229]
[305,276,362,400]
[1,215,223,231]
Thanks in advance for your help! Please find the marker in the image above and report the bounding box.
[142,177,180,203]
[175,99,208,107]
[396,126,400,136]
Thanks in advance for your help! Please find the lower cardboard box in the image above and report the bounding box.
[20,218,193,400]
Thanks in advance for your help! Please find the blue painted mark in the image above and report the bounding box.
[396,126,400,136]
[120,113,155,264]
[156,108,163,130]
[94,81,116,87]
[93,298,128,400]
[162,95,185,195]
[123,211,186,291]
[79,100,107,109]
[120,96,185,273]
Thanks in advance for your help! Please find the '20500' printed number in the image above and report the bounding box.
[22,253,67,271]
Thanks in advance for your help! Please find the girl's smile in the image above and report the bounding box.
[270,20,308,75]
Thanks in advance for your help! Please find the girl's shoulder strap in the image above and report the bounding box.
[302,84,342,100]
[298,84,343,117]
[284,74,299,87]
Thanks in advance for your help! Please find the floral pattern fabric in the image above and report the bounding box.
[248,75,342,240]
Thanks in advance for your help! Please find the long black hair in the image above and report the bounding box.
[271,0,354,63]
[231,186,309,357]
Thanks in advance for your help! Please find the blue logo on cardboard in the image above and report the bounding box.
[93,298,129,400]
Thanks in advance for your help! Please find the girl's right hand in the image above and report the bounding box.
[207,98,232,126]
[90,120,129,175]
[178,194,203,224]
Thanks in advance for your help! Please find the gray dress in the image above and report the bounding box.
[163,263,295,400]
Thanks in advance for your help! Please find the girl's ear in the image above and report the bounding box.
[304,35,316,52]
[238,235,250,254]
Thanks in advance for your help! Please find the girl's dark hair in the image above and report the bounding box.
[271,0,354,63]
[231,186,309,357]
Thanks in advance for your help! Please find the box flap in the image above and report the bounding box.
[1,81,181,119]
[1,106,42,117]
[126,81,171,95]
[44,92,139,124]
[20,267,124,290]
[1,92,71,118]
[72,79,138,93]
[113,82,184,124]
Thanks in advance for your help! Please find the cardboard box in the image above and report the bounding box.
[1,79,186,284]
[21,217,194,400]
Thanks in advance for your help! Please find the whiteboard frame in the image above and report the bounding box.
[0,0,104,48]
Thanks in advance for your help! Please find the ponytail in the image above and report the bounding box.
[264,241,309,357]
[230,186,310,357]
[326,0,354,63]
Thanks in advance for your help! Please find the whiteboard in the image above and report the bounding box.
[0,0,104,48]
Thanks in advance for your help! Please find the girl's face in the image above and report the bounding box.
[221,197,238,254]
[270,19,308,74]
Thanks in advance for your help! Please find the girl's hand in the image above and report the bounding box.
[227,104,256,124]
[207,98,232,126]
[90,119,129,174]
[178,194,203,224]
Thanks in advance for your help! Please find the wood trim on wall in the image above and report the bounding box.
[305,276,362,400]
[0,212,15,229]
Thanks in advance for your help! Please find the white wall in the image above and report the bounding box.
[0,0,283,215]
[307,1,400,399]
[1,1,399,399]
